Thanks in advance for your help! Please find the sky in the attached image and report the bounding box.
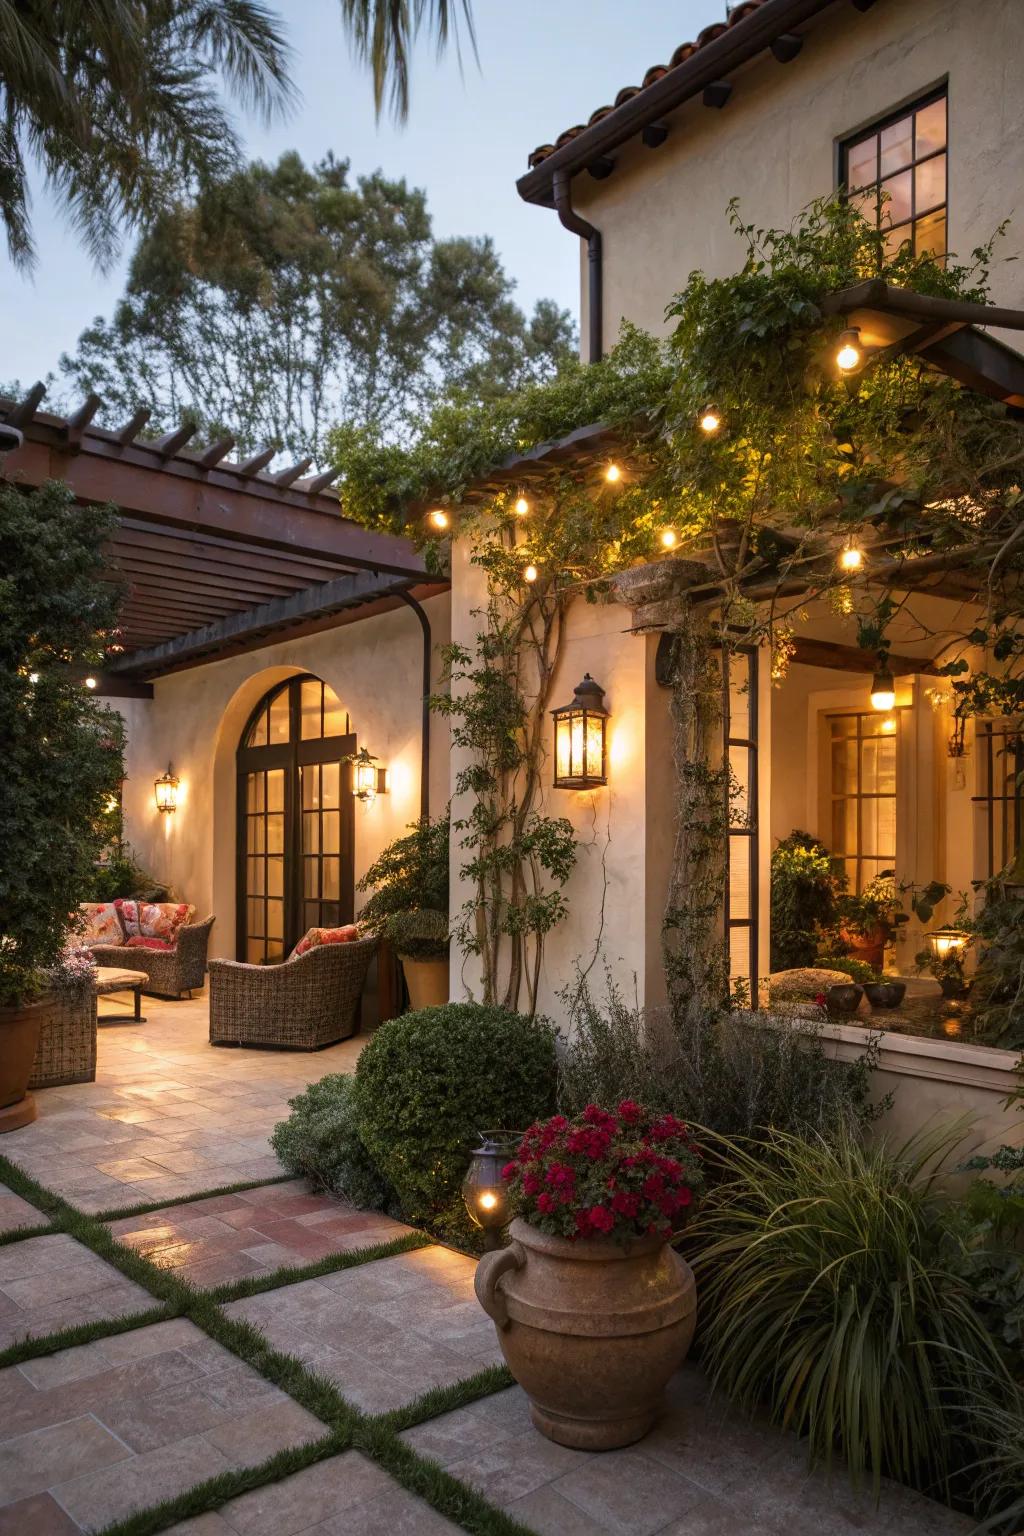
[1,0,724,396]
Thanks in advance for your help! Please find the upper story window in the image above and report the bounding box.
[841,89,947,260]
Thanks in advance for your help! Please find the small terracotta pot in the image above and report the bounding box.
[475,1217,696,1450]
[841,924,887,971]
[401,956,449,1011]
[0,995,53,1132]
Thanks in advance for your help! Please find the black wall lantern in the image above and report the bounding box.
[551,674,609,789]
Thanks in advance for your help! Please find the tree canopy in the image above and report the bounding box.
[0,0,293,271]
[59,151,575,465]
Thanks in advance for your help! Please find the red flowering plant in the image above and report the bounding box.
[502,1102,704,1243]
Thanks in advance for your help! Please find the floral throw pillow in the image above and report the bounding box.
[116,900,193,945]
[288,924,360,961]
[125,935,175,952]
[78,902,124,946]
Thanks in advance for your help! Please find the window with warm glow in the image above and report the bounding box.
[825,711,899,893]
[972,721,1024,881]
[841,89,947,260]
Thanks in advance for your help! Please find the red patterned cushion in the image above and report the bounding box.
[77,902,124,946]
[125,935,175,951]
[114,899,141,938]
[288,925,360,961]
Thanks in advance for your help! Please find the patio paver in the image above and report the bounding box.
[222,1246,502,1413]
[0,1232,152,1350]
[0,1318,325,1532]
[0,1183,48,1236]
[400,1371,974,1536]
[163,1451,462,1534]
[106,1183,417,1288]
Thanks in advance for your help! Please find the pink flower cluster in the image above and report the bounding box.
[503,1102,703,1244]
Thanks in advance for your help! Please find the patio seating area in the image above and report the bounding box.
[0,1001,976,1535]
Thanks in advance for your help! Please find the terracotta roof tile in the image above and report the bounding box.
[527,0,770,169]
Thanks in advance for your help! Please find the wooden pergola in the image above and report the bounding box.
[0,390,446,691]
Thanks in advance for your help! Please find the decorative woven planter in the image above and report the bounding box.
[475,1217,697,1449]
[30,989,98,1089]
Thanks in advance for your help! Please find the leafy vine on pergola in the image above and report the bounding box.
[332,196,1024,1024]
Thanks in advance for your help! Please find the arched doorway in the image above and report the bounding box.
[236,675,355,962]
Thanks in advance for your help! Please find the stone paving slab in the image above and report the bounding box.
[223,1246,502,1414]
[400,1370,975,1536]
[163,1451,463,1534]
[106,1183,417,1288]
[0,1318,326,1533]
[0,1233,152,1351]
[0,1183,48,1236]
[0,991,367,1212]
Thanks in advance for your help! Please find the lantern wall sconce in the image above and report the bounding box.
[462,1132,517,1251]
[551,673,609,789]
[350,746,388,802]
[154,763,179,814]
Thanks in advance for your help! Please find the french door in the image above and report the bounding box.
[236,676,355,962]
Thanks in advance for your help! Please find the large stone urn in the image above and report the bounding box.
[0,996,53,1132]
[474,1217,697,1450]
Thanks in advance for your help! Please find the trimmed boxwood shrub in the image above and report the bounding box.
[271,1074,396,1213]
[355,1003,557,1238]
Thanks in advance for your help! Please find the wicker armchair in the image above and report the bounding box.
[90,916,215,999]
[208,936,377,1050]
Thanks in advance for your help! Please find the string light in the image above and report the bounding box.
[604,463,621,483]
[28,672,39,684]
[660,528,679,550]
[513,496,529,517]
[523,563,539,583]
[870,662,896,712]
[839,542,864,572]
[84,676,97,689]
[699,405,722,434]
[836,327,863,373]
[426,509,450,532]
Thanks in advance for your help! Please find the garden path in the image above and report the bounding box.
[0,995,974,1536]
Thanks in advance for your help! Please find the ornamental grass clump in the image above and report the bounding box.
[504,1103,704,1243]
[689,1125,1011,1501]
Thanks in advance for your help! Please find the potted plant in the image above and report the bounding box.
[0,481,125,1130]
[836,874,907,970]
[770,830,843,971]
[385,909,449,1010]
[474,1102,704,1449]
[356,813,449,1011]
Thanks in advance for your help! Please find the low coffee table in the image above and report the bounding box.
[94,966,148,1025]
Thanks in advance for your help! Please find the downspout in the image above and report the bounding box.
[552,168,603,363]
[397,590,432,822]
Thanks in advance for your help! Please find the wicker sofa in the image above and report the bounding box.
[79,902,215,999]
[208,935,377,1050]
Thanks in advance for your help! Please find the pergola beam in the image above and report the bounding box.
[111,568,420,676]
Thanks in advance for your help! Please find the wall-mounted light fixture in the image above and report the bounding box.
[350,746,388,802]
[154,763,179,814]
[552,673,609,789]
[869,660,896,712]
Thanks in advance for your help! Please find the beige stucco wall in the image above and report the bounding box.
[112,593,450,961]
[569,0,1024,345]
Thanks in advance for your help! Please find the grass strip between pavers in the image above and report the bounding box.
[0,1219,59,1248]
[90,1170,295,1223]
[208,1229,432,1304]
[0,1151,530,1536]
[0,1303,175,1371]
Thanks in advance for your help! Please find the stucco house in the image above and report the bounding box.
[2,0,1022,1141]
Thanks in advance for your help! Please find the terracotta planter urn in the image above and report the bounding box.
[841,923,887,971]
[475,1216,697,1450]
[401,956,449,1011]
[0,996,53,1133]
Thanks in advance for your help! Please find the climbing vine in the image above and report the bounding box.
[333,195,1024,1029]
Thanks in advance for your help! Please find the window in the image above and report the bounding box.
[841,89,947,260]
[972,721,1024,881]
[723,646,759,997]
[826,711,898,893]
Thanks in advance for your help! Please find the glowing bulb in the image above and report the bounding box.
[699,406,721,434]
[836,327,862,373]
[604,463,621,483]
[880,717,897,733]
[660,528,678,550]
[523,564,539,583]
[427,509,450,532]
[870,664,896,712]
[839,543,864,572]
[84,676,97,689]
[478,1191,498,1211]
[513,496,529,517]
[28,672,39,684]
